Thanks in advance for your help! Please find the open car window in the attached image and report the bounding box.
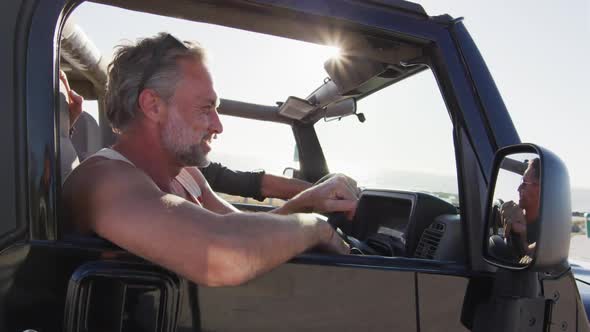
[61,1,466,264]
[208,115,297,207]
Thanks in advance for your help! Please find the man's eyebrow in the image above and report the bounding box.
[205,96,220,108]
[195,97,219,108]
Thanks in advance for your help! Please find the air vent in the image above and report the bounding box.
[414,222,446,259]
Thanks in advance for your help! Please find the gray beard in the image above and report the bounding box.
[175,144,210,167]
[161,108,211,168]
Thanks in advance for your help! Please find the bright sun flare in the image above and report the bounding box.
[324,46,341,60]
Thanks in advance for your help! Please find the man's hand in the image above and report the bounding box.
[302,174,359,219]
[518,255,533,265]
[311,214,350,254]
[500,200,530,256]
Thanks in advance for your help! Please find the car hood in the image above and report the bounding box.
[570,260,590,322]
[571,259,590,285]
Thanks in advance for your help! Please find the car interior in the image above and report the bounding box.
[58,1,466,265]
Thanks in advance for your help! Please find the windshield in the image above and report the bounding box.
[315,70,459,206]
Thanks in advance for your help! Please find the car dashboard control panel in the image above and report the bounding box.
[349,189,463,262]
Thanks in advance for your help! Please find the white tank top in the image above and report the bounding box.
[89,148,203,204]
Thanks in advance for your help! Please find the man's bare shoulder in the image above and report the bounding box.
[65,157,159,195]
[62,157,162,233]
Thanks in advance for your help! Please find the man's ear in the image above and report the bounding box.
[137,89,164,122]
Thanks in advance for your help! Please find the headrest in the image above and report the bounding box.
[71,112,102,160]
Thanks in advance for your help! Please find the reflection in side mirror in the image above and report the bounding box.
[486,152,540,268]
[483,144,571,272]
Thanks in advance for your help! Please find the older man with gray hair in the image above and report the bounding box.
[63,33,357,287]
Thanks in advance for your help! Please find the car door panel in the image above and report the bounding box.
[199,261,417,331]
[417,273,470,332]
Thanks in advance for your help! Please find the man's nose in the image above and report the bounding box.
[209,109,223,134]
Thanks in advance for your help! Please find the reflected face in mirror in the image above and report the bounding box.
[487,153,541,267]
[518,158,540,222]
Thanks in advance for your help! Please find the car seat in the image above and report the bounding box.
[71,111,101,161]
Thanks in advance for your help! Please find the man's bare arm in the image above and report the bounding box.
[186,167,357,219]
[272,174,359,218]
[64,160,346,287]
[260,174,312,200]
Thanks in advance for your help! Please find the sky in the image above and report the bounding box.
[69,1,589,194]
[419,0,590,190]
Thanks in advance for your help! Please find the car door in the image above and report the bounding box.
[0,1,525,331]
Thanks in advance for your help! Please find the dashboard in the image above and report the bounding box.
[347,189,464,262]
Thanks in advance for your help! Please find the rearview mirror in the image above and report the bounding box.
[483,144,571,272]
[277,96,314,120]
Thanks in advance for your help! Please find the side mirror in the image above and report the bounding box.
[283,167,301,179]
[483,144,571,272]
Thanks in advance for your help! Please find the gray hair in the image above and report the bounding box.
[105,33,206,133]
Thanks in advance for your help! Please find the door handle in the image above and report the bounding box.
[64,261,181,332]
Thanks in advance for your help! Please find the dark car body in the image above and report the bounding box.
[0,0,588,331]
